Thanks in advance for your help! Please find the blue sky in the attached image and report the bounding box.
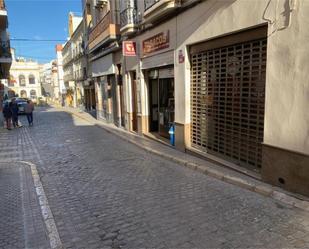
[6,0,82,63]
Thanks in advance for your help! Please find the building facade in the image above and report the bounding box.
[80,0,309,197]
[8,50,42,100]
[40,61,54,99]
[0,0,12,106]
[84,0,124,125]
[62,12,89,109]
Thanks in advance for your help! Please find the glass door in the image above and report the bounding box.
[158,78,174,138]
[149,79,159,132]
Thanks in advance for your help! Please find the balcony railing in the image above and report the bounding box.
[88,11,120,51]
[144,0,161,11]
[120,7,137,28]
[89,11,111,44]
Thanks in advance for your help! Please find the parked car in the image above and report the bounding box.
[2,98,29,114]
[14,98,28,115]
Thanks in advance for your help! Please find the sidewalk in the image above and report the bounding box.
[0,114,62,249]
[0,162,50,248]
[62,106,309,212]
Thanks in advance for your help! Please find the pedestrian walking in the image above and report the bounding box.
[25,100,34,126]
[2,102,12,130]
[11,98,20,128]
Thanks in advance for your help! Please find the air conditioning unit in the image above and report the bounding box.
[96,0,108,7]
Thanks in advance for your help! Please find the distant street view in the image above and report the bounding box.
[0,0,309,248]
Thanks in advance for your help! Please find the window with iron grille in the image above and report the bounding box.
[190,38,267,170]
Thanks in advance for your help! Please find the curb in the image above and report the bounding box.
[66,109,309,212]
[20,161,63,249]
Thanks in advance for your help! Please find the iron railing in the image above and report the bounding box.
[120,7,137,28]
[144,0,161,11]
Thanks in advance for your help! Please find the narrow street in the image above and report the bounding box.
[1,107,309,249]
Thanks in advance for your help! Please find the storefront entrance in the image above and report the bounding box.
[190,27,267,171]
[84,84,96,117]
[148,68,174,139]
[131,71,138,132]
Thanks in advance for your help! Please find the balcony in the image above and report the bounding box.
[0,0,8,30]
[88,11,119,52]
[120,7,137,35]
[143,0,178,24]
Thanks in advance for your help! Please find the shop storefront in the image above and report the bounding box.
[83,81,96,113]
[148,67,174,138]
[91,53,116,122]
[138,23,176,140]
[98,75,117,123]
[190,26,267,171]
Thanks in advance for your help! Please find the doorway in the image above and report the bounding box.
[149,72,174,139]
[131,71,138,132]
[117,64,125,127]
[190,33,267,170]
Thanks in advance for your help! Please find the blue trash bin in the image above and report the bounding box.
[169,123,175,146]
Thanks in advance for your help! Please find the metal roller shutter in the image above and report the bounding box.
[190,38,267,170]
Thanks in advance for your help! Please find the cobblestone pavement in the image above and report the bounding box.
[1,108,309,249]
[0,162,50,249]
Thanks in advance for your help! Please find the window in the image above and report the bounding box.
[19,75,26,86]
[8,90,15,98]
[29,74,36,84]
[30,89,37,97]
[20,90,27,98]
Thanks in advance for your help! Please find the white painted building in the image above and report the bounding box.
[62,12,87,108]
[8,49,42,100]
[55,44,65,103]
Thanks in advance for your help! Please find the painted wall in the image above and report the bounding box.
[264,0,309,155]
[9,60,41,98]
[172,0,308,154]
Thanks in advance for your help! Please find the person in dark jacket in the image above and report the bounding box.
[2,102,12,130]
[11,98,20,128]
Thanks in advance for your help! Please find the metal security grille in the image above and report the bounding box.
[191,38,267,170]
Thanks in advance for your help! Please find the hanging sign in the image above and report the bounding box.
[123,41,137,56]
[143,31,169,55]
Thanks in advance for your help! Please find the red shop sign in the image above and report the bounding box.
[123,41,137,56]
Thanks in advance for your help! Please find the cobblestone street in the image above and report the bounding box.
[1,107,309,249]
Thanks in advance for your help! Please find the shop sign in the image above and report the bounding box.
[143,31,169,55]
[178,50,185,64]
[123,41,137,56]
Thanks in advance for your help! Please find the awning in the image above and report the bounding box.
[91,53,115,77]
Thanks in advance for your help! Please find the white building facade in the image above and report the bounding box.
[62,12,87,108]
[8,54,42,100]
